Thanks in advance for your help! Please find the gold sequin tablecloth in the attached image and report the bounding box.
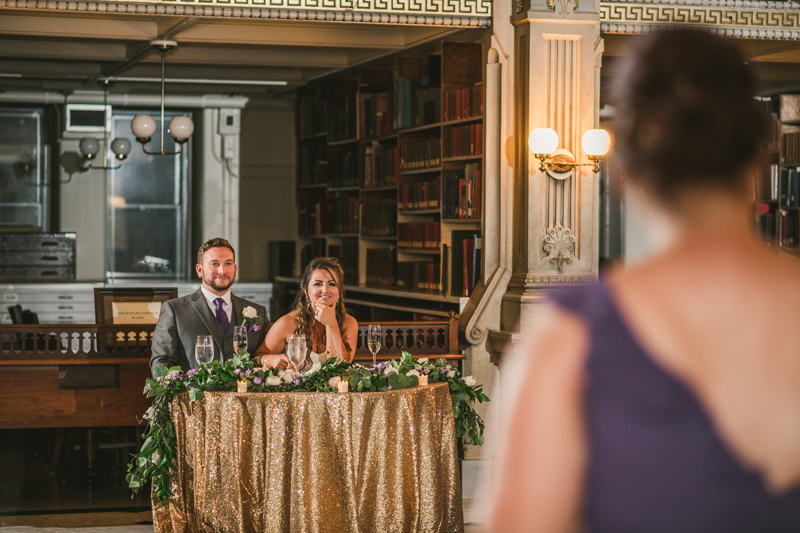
[152,382,463,532]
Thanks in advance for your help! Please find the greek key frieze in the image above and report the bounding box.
[601,2,800,32]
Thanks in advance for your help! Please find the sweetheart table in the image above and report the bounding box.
[152,382,464,532]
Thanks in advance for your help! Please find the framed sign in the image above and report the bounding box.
[94,288,178,325]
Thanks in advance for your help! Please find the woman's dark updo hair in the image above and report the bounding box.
[612,29,767,205]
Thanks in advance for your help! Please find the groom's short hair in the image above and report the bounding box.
[197,238,236,265]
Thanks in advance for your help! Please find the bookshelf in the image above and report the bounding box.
[754,94,800,250]
[294,40,484,309]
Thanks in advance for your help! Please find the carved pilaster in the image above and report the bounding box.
[501,0,602,331]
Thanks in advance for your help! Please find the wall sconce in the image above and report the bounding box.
[78,84,132,172]
[528,128,611,176]
[130,40,194,156]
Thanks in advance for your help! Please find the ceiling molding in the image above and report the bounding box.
[600,0,800,39]
[0,0,491,27]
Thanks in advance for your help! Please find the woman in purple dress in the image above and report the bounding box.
[489,29,800,532]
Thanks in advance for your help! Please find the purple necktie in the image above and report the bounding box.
[214,298,229,332]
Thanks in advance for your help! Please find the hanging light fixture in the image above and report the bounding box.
[78,80,132,171]
[130,40,194,155]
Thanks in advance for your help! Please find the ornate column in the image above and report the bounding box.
[492,0,603,350]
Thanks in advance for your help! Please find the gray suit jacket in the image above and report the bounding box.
[150,288,269,375]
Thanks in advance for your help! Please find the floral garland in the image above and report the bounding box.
[127,351,489,505]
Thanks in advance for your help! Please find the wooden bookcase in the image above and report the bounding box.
[294,40,484,306]
[753,94,800,253]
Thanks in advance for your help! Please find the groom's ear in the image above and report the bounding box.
[195,263,203,278]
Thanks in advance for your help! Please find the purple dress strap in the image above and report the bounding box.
[547,282,800,533]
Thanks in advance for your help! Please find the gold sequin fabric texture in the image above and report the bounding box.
[152,382,464,532]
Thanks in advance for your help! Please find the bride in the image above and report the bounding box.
[255,257,358,370]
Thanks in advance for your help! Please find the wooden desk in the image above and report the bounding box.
[0,324,154,429]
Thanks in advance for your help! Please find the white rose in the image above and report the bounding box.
[266,375,282,386]
[384,367,399,375]
[282,372,295,384]
[328,376,342,388]
[464,375,477,387]
[277,369,287,379]
[417,358,429,364]
[305,362,322,377]
[447,370,456,379]
[406,370,420,377]
[143,406,155,421]
[242,306,258,319]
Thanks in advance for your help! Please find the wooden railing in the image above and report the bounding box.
[0,325,154,365]
[353,313,462,363]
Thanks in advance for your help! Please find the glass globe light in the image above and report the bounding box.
[111,138,132,160]
[131,115,157,142]
[582,129,612,157]
[169,116,194,143]
[79,138,100,159]
[528,128,559,155]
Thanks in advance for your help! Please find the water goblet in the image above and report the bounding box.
[367,325,381,367]
[287,334,307,371]
[195,335,214,365]
[233,325,247,356]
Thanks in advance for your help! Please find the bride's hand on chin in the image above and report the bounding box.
[313,302,336,328]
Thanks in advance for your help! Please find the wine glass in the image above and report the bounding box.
[233,326,247,356]
[195,335,214,365]
[367,325,381,367]
[287,335,306,371]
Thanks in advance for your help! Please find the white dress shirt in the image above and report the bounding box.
[200,286,233,326]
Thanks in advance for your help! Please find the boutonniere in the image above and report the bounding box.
[241,306,261,331]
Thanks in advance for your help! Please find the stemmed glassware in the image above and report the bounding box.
[195,335,214,365]
[287,335,307,372]
[367,325,381,367]
[233,326,247,356]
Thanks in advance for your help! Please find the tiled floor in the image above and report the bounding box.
[1,428,487,532]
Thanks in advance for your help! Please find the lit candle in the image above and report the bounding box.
[237,380,247,393]
[337,380,349,393]
[418,375,428,387]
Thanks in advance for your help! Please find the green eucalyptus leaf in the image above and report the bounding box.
[153,365,169,379]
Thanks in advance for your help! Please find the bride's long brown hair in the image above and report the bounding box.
[292,257,350,369]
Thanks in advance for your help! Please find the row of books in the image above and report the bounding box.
[400,139,441,170]
[443,84,483,122]
[443,123,483,158]
[330,150,358,188]
[442,164,481,220]
[753,163,779,202]
[397,222,440,250]
[359,90,395,139]
[780,167,800,207]
[395,261,441,294]
[755,203,799,247]
[360,199,397,238]
[328,93,358,142]
[298,143,326,186]
[782,131,800,165]
[327,239,359,285]
[331,196,359,235]
[366,247,395,288]
[400,179,439,210]
[364,145,399,188]
[296,90,327,137]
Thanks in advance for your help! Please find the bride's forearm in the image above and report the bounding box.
[324,325,347,361]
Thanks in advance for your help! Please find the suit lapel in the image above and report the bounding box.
[191,290,226,356]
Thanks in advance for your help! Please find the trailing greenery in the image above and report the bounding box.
[127,351,489,504]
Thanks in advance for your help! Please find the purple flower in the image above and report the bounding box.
[415,365,423,372]
[248,324,261,332]
[234,368,241,375]
[245,369,252,377]
[439,369,446,375]
[187,369,198,378]
[388,385,392,390]
[253,377,262,385]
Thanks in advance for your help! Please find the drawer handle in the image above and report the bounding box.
[58,316,73,320]
[58,306,74,310]
[58,295,74,300]
[41,241,59,247]
[41,256,59,261]
[41,272,59,277]
[4,295,17,301]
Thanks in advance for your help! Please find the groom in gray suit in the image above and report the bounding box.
[150,238,269,374]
